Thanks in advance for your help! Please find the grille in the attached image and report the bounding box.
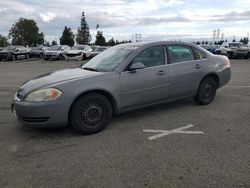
[20,116,49,123]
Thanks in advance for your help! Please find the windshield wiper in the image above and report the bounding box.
[82,67,99,72]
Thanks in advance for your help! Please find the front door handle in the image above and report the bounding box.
[195,64,201,69]
[156,70,166,76]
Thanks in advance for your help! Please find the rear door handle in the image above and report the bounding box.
[156,70,166,76]
[195,64,201,69]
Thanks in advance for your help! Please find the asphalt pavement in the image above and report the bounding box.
[0,58,249,188]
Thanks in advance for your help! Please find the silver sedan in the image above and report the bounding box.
[12,41,231,134]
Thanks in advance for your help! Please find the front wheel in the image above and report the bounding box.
[58,54,64,60]
[10,54,16,61]
[227,52,232,59]
[245,53,249,59]
[70,93,112,134]
[194,77,217,105]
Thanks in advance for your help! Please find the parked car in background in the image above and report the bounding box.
[12,41,231,134]
[65,45,92,60]
[0,47,3,51]
[220,42,249,59]
[0,46,29,61]
[90,46,108,58]
[90,45,100,51]
[200,45,220,54]
[29,46,47,58]
[44,45,70,60]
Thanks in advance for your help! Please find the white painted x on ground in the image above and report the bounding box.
[143,124,204,140]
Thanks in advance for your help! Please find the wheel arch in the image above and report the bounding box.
[200,73,220,89]
[68,89,118,122]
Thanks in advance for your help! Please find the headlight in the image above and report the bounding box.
[25,88,62,102]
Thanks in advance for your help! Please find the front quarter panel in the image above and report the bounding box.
[49,72,121,112]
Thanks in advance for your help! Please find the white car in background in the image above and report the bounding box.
[44,45,70,60]
[65,45,92,60]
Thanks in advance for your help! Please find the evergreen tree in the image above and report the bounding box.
[52,40,57,45]
[0,34,8,47]
[232,38,236,42]
[60,26,74,46]
[107,38,115,46]
[9,17,44,46]
[242,37,249,45]
[95,31,106,46]
[76,12,91,44]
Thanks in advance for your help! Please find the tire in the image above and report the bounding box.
[44,58,49,61]
[194,77,217,105]
[70,93,112,134]
[82,54,87,60]
[25,54,29,59]
[11,54,16,61]
[58,54,64,60]
[226,52,232,59]
[245,53,249,59]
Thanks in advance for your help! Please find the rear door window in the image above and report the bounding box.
[167,45,195,64]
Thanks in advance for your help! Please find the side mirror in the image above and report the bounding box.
[225,46,228,48]
[129,62,146,72]
[15,49,19,52]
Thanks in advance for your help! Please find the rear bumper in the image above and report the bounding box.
[12,98,71,128]
[218,67,231,87]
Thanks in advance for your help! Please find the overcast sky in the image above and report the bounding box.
[1,0,250,42]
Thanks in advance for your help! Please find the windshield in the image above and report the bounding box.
[48,45,62,51]
[3,46,16,51]
[82,47,134,72]
[229,43,242,47]
[94,47,107,52]
[71,46,85,50]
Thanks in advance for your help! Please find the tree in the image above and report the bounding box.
[9,17,44,46]
[107,38,115,46]
[0,35,8,47]
[76,12,91,44]
[52,40,57,45]
[60,26,74,46]
[242,37,249,45]
[232,38,236,42]
[95,31,106,46]
[196,41,200,45]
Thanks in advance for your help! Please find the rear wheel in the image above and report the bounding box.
[70,93,112,134]
[194,77,217,105]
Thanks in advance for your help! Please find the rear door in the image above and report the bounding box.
[120,46,170,108]
[166,45,205,98]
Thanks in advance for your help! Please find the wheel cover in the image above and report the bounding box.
[202,84,213,99]
[81,103,104,128]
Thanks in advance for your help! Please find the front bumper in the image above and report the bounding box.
[11,98,71,128]
[65,54,82,60]
[44,54,60,60]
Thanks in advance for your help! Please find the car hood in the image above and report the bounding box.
[67,50,84,54]
[19,68,103,96]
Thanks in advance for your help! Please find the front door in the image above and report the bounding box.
[120,46,170,109]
